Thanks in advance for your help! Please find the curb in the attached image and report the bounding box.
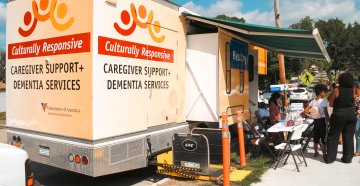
[151,178,170,186]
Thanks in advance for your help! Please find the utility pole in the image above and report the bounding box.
[273,0,288,107]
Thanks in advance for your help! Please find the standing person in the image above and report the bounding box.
[328,83,343,144]
[354,81,360,156]
[268,92,281,126]
[305,84,328,157]
[325,72,357,164]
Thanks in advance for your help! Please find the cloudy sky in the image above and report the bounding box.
[173,0,360,26]
[0,0,359,50]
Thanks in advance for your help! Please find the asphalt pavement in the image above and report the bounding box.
[31,162,165,186]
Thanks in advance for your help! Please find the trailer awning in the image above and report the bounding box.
[185,14,330,62]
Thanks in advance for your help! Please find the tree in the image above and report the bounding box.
[314,18,348,70]
[0,50,5,83]
[260,16,333,90]
[287,16,360,82]
[346,22,360,72]
[216,14,245,23]
[289,16,314,30]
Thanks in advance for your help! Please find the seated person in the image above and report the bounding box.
[257,102,270,127]
[269,92,282,126]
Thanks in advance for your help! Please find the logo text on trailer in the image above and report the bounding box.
[182,139,198,152]
[19,0,74,37]
[114,3,165,43]
[41,102,48,112]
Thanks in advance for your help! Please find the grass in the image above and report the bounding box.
[158,151,274,186]
[231,151,275,186]
[0,112,5,129]
[0,112,5,120]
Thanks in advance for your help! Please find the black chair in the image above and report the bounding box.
[243,120,276,159]
[301,122,315,152]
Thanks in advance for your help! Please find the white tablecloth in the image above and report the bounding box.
[267,120,312,133]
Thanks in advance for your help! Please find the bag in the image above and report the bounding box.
[309,100,321,119]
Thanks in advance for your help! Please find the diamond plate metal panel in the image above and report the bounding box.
[128,138,144,158]
[6,123,189,177]
[110,143,128,164]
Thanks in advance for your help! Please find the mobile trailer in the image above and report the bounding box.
[185,30,261,127]
[7,0,188,177]
[6,0,330,177]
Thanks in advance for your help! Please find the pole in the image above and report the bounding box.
[236,111,246,168]
[221,112,230,186]
[273,0,288,107]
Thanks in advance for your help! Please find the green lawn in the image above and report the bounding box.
[231,151,275,186]
[0,112,5,120]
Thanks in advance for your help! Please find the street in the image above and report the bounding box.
[31,162,164,186]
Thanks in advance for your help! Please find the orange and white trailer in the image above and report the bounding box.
[6,0,329,177]
[7,0,187,177]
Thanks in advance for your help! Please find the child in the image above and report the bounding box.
[300,101,310,118]
[305,84,328,157]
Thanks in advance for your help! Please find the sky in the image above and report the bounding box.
[0,0,359,50]
[172,0,360,26]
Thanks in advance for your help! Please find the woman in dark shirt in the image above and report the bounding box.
[325,72,357,164]
[268,92,281,126]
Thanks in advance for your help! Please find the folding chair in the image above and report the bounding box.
[243,120,276,159]
[301,122,315,152]
[274,125,308,172]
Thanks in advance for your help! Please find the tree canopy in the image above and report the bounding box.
[216,14,246,23]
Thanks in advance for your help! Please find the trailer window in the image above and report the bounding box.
[226,42,231,94]
[239,60,244,93]
[248,55,254,82]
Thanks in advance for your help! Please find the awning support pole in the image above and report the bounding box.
[273,0,288,107]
